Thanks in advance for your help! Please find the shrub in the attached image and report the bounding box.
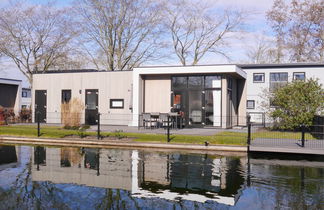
[19,108,32,123]
[268,79,324,130]
[0,107,15,125]
[61,98,84,128]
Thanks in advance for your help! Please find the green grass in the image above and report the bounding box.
[252,130,316,140]
[0,125,316,146]
[0,125,247,145]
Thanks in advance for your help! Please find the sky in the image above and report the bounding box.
[0,0,275,87]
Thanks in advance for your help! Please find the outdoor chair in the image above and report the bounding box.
[159,113,172,128]
[142,113,157,129]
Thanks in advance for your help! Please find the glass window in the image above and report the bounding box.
[172,76,187,90]
[22,91,27,98]
[62,90,71,103]
[110,99,124,109]
[270,73,288,92]
[205,76,221,88]
[293,72,305,81]
[270,72,288,82]
[253,73,265,83]
[247,100,255,109]
[188,76,203,89]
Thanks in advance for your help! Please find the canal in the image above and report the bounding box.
[0,144,323,209]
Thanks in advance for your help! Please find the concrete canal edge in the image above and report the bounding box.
[0,136,247,152]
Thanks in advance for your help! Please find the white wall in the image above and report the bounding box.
[245,66,324,122]
[33,71,133,125]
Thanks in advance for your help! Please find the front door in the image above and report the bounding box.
[85,89,98,125]
[35,90,47,123]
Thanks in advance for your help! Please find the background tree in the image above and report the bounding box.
[267,0,324,63]
[268,79,324,130]
[0,1,78,84]
[163,0,246,65]
[75,0,164,71]
[245,34,279,64]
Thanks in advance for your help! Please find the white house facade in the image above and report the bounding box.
[241,64,324,124]
[31,63,324,128]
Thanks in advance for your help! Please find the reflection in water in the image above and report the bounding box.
[0,146,17,165]
[0,145,324,209]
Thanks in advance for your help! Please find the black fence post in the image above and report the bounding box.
[167,115,170,142]
[97,113,101,140]
[301,124,305,147]
[37,111,40,137]
[247,115,251,152]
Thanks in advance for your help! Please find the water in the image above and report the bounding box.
[0,145,324,209]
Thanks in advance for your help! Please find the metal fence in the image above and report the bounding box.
[247,116,324,151]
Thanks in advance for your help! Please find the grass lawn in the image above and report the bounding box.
[0,125,316,146]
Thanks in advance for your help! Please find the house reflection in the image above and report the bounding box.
[31,146,246,206]
[0,145,20,169]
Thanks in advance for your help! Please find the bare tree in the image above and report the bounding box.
[267,0,324,63]
[245,34,279,64]
[0,1,78,84]
[75,0,164,71]
[163,0,246,65]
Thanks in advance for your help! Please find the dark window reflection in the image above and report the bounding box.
[205,76,221,88]
[34,146,46,166]
[172,77,187,90]
[84,148,99,170]
[140,153,244,199]
[0,146,17,165]
[188,76,203,90]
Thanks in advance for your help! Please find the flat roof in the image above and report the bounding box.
[239,63,324,69]
[34,69,133,74]
[0,78,22,82]
[134,65,247,79]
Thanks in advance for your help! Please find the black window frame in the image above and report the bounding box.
[22,91,28,98]
[253,73,265,83]
[61,89,72,104]
[247,100,255,109]
[293,72,306,81]
[110,99,124,109]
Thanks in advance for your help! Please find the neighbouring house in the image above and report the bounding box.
[31,63,324,128]
[242,63,324,124]
[0,78,22,114]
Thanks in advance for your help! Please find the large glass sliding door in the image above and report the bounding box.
[171,75,222,127]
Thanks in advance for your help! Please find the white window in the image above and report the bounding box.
[110,99,124,109]
[270,72,288,92]
[253,73,265,83]
[247,100,255,109]
[293,72,305,81]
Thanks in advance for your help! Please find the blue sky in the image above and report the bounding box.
[0,0,275,86]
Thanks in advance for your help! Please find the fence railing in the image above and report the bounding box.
[247,115,324,150]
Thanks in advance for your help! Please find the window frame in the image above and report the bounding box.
[22,91,28,98]
[253,73,265,83]
[269,72,288,92]
[247,100,255,109]
[110,99,124,109]
[61,89,72,104]
[293,72,306,81]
